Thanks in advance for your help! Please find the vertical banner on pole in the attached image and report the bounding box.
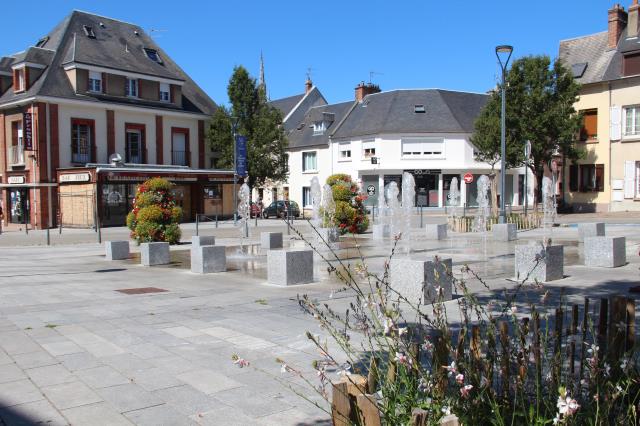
[23,112,33,150]
[235,135,248,178]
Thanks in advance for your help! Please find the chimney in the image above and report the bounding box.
[355,81,381,102]
[629,0,639,38]
[305,78,313,94]
[608,3,628,49]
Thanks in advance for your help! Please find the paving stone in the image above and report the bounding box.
[256,408,330,426]
[25,364,75,387]
[41,381,102,410]
[124,403,193,426]
[76,365,130,389]
[0,332,41,355]
[161,326,203,339]
[127,367,183,391]
[57,352,102,372]
[211,387,293,418]
[0,363,27,384]
[176,369,243,395]
[0,399,68,426]
[101,353,153,374]
[153,385,223,416]
[41,340,85,357]
[148,356,198,376]
[62,402,133,426]
[96,383,164,413]
[0,379,44,408]
[125,342,172,360]
[12,350,59,370]
[0,350,12,366]
[188,406,259,426]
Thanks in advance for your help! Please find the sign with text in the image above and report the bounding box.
[235,135,248,177]
[59,173,91,183]
[8,176,25,184]
[23,112,33,150]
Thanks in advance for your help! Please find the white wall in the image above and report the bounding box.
[57,104,108,166]
[286,145,331,209]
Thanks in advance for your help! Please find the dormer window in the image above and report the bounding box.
[35,36,49,48]
[414,104,426,113]
[88,71,102,92]
[83,25,96,39]
[159,83,170,102]
[312,121,326,136]
[13,68,26,92]
[144,48,162,64]
[125,78,138,97]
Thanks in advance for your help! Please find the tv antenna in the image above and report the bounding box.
[306,67,314,81]
[369,70,383,84]
[149,28,168,38]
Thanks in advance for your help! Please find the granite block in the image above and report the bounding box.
[372,224,391,240]
[389,257,453,305]
[584,236,626,268]
[191,236,215,248]
[261,232,283,249]
[105,241,130,261]
[316,228,339,243]
[578,222,605,242]
[191,245,226,273]
[267,249,314,286]
[425,224,447,240]
[492,223,517,241]
[515,244,564,282]
[140,242,170,266]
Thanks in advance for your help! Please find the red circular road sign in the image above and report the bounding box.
[463,173,474,184]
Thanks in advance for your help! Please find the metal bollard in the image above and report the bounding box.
[215,215,218,228]
[372,205,375,223]
[46,228,50,246]
[196,214,199,236]
[420,206,423,228]
[255,212,258,227]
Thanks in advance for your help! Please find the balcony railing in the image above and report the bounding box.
[9,145,25,165]
[172,150,189,166]
[72,151,92,164]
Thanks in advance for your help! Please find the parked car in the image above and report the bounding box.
[262,200,300,219]
[249,202,262,218]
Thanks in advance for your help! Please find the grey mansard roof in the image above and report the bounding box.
[0,10,216,115]
[331,89,488,139]
[286,101,354,149]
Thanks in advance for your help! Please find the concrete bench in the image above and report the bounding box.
[191,245,226,273]
[267,249,314,286]
[584,236,626,268]
[191,235,215,248]
[515,244,563,282]
[140,242,170,266]
[261,232,283,249]
[492,223,517,241]
[105,241,130,260]
[389,257,453,304]
[578,222,605,242]
[425,224,447,240]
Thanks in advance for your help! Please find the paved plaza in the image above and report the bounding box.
[1,214,640,425]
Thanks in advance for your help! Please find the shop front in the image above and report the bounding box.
[57,165,235,228]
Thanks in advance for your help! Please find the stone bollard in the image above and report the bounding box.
[105,241,130,260]
[578,222,605,242]
[515,243,564,282]
[316,227,339,244]
[140,242,170,266]
[372,224,391,240]
[584,236,626,268]
[425,224,447,240]
[389,257,453,304]
[492,223,517,241]
[267,249,314,286]
[191,245,226,273]
[261,232,283,249]
[191,235,215,249]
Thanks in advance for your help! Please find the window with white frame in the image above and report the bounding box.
[624,106,640,137]
[339,143,351,161]
[125,78,138,97]
[88,71,102,92]
[302,151,317,172]
[15,68,25,91]
[302,186,312,207]
[362,139,376,159]
[159,83,170,102]
[401,138,444,158]
[637,162,640,198]
[313,121,326,136]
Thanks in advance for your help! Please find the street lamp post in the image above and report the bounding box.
[232,118,239,225]
[496,45,513,224]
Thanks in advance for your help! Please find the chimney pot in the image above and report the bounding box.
[608,3,628,49]
[355,82,381,102]
[305,78,313,94]
[629,0,640,38]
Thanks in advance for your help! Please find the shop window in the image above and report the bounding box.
[578,164,604,192]
[579,109,597,142]
[302,151,317,172]
[71,119,94,164]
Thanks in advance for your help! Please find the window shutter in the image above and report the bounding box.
[624,160,635,198]
[610,105,622,141]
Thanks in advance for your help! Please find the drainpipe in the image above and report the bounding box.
[608,81,612,212]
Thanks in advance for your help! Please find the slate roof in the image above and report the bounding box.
[286,101,354,149]
[559,26,640,84]
[331,89,488,139]
[270,93,304,118]
[0,10,216,115]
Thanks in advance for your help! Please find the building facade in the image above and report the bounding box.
[0,11,232,229]
[559,1,640,212]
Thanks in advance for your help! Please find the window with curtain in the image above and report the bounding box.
[624,105,640,137]
[579,109,598,141]
[362,140,376,158]
[302,151,317,172]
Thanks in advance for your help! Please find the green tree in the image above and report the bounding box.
[471,55,583,207]
[207,66,288,189]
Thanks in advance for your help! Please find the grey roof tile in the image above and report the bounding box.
[286,101,354,149]
[269,93,304,117]
[558,32,616,84]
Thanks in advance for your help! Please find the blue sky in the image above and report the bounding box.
[1,1,615,106]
